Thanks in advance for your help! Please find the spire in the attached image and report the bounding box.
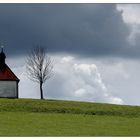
[0,45,6,70]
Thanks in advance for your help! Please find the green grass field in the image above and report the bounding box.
[0,98,140,136]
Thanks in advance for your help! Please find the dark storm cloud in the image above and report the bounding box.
[0,4,132,58]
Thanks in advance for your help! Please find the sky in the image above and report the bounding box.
[1,4,140,105]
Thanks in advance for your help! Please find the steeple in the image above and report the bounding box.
[0,46,6,70]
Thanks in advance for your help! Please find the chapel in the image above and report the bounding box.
[0,48,19,98]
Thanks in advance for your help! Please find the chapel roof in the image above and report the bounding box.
[0,48,19,81]
[0,64,19,81]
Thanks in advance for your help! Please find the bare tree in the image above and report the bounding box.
[26,46,53,99]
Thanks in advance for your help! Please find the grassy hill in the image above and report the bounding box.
[0,98,140,136]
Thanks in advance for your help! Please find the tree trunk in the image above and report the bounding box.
[40,81,43,99]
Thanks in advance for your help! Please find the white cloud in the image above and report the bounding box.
[46,56,124,104]
[117,4,140,25]
[10,55,124,105]
[61,56,74,63]
[93,57,140,106]
[117,4,140,45]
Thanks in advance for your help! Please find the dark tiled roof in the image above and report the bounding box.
[0,64,19,81]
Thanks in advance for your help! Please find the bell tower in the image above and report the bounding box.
[0,46,6,70]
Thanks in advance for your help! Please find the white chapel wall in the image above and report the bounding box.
[0,81,17,97]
